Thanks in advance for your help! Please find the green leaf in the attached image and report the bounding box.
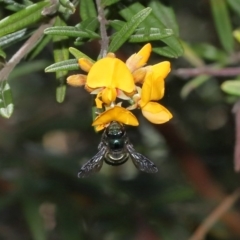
[181,41,204,67]
[108,7,152,52]
[28,34,53,60]
[0,28,31,48]
[221,80,240,96]
[45,59,79,73]
[59,0,75,13]
[44,26,99,39]
[210,0,234,53]
[0,48,6,58]
[191,43,228,63]
[149,1,179,36]
[56,84,66,103]
[0,80,14,118]
[0,1,50,38]
[69,47,95,62]
[109,20,125,31]
[2,0,31,11]
[129,27,173,42]
[120,3,183,58]
[80,0,97,21]
[22,197,47,240]
[181,75,210,99]
[101,0,119,6]
[76,17,99,32]
[52,17,69,103]
[227,0,240,17]
[9,60,50,80]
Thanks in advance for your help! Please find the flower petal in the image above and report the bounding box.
[78,58,94,72]
[126,43,152,72]
[140,71,153,107]
[145,70,165,101]
[67,74,86,87]
[102,87,117,105]
[106,52,116,58]
[141,102,173,124]
[152,61,171,79]
[87,58,135,93]
[132,67,147,83]
[95,92,103,108]
[92,106,139,126]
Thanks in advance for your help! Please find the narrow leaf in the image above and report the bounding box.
[108,7,152,52]
[59,0,75,13]
[0,48,6,58]
[9,60,50,80]
[3,1,29,11]
[22,197,47,240]
[109,20,125,31]
[0,1,50,38]
[53,17,69,103]
[210,0,234,53]
[56,84,66,103]
[152,46,179,58]
[0,28,31,48]
[120,3,183,58]
[181,75,210,99]
[0,80,14,118]
[149,1,179,36]
[227,0,240,17]
[129,27,173,42]
[76,17,99,32]
[80,0,97,21]
[45,59,79,72]
[44,26,99,39]
[28,34,53,60]
[221,80,240,96]
[101,0,119,6]
[69,47,95,62]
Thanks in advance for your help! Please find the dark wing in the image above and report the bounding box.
[78,146,107,178]
[126,144,158,173]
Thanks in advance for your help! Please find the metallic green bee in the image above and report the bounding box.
[78,121,158,178]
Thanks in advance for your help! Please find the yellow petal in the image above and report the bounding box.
[132,67,147,83]
[95,92,103,109]
[126,43,152,72]
[106,52,116,58]
[92,106,139,126]
[152,61,171,80]
[87,58,135,93]
[67,74,86,87]
[101,87,117,105]
[140,71,153,107]
[94,124,106,132]
[78,58,94,72]
[144,70,165,101]
[141,102,173,124]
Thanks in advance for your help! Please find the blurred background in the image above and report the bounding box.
[1,0,240,239]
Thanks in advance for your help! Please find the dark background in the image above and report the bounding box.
[0,0,239,239]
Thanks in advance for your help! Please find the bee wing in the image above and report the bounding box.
[78,146,107,178]
[126,144,158,173]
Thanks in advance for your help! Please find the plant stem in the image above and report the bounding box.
[96,0,109,58]
[0,18,55,82]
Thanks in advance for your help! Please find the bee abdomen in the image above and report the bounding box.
[104,152,129,166]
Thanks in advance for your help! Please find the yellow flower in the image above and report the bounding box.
[92,106,139,130]
[126,43,151,72]
[67,43,173,128]
[67,56,136,106]
[87,57,135,105]
[137,61,173,124]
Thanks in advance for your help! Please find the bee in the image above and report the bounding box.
[78,121,158,178]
